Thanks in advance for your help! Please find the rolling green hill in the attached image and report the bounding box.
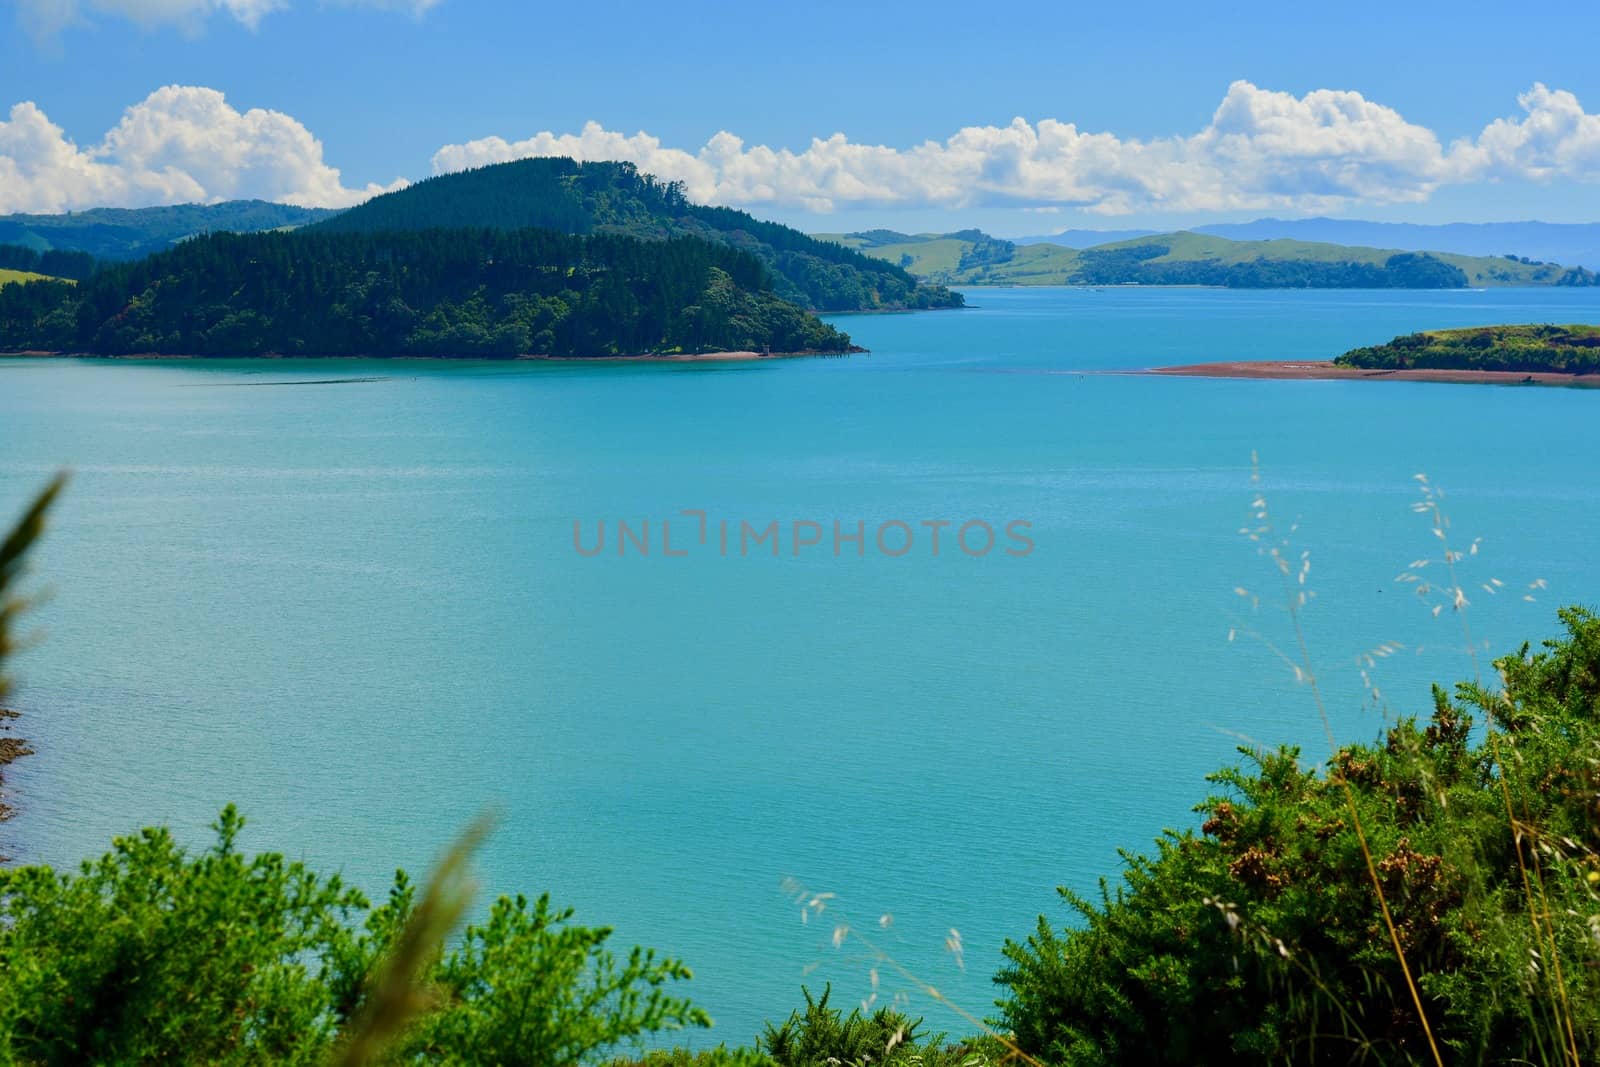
[817,229,1600,289]
[315,159,962,312]
[0,201,339,261]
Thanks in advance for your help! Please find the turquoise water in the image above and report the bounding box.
[2,286,1599,1043]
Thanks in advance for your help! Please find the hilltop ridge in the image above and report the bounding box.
[315,159,962,312]
[820,228,1599,288]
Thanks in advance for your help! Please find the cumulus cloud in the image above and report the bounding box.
[432,81,1600,216]
[6,81,1598,220]
[0,86,405,213]
[10,0,440,37]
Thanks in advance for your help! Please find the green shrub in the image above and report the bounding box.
[0,806,709,1065]
[758,986,993,1067]
[996,606,1600,1065]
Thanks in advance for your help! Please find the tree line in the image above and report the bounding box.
[0,244,97,282]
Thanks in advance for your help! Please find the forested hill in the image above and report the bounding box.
[821,228,1600,289]
[0,228,852,358]
[0,201,337,261]
[312,158,963,312]
[1335,324,1600,374]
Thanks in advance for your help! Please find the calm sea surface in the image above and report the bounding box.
[2,287,1599,1042]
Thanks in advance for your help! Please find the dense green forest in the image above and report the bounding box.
[822,228,1600,288]
[0,228,852,357]
[1336,324,1600,374]
[0,201,337,260]
[314,159,962,312]
[5,475,1600,1064]
[0,243,96,283]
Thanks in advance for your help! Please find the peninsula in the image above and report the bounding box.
[0,158,959,359]
[819,228,1600,289]
[1149,324,1600,386]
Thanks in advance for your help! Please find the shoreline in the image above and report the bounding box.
[0,707,29,828]
[1142,360,1600,388]
[1,347,864,363]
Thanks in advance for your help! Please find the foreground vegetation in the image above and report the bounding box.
[1335,324,1600,375]
[0,228,852,358]
[4,478,1600,1064]
[823,229,1600,288]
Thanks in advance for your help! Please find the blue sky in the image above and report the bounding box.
[3,0,1598,234]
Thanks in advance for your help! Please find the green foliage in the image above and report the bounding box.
[0,806,365,1065]
[0,227,853,357]
[0,806,709,1065]
[393,889,710,1063]
[996,606,1600,1065]
[1336,323,1600,375]
[313,158,962,312]
[0,201,337,261]
[758,986,988,1067]
[0,244,97,282]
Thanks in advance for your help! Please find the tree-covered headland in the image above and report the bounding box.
[0,228,853,357]
[0,156,969,358]
[1335,324,1600,375]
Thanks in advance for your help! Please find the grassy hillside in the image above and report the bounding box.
[0,201,338,261]
[1335,323,1600,374]
[316,159,962,312]
[1017,220,1600,269]
[0,269,58,288]
[818,229,1599,288]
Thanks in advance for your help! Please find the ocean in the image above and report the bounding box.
[2,285,1598,1042]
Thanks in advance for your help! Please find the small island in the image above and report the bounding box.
[1336,324,1600,375]
[1149,324,1600,386]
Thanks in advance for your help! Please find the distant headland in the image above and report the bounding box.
[817,228,1600,289]
[1147,324,1600,386]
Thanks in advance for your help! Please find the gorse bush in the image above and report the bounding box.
[0,805,709,1065]
[996,606,1600,1065]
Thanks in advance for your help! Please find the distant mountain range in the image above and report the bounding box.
[1015,219,1600,270]
[0,201,338,261]
[818,228,1599,289]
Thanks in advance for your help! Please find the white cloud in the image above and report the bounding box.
[432,82,1600,216]
[5,81,1598,221]
[0,86,405,212]
[10,0,439,37]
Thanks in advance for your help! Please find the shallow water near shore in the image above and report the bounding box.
[3,286,1600,1043]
